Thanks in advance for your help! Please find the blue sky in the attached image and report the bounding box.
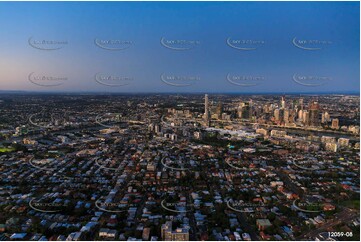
[0,1,359,93]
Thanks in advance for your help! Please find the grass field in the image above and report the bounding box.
[0,147,15,153]
[340,200,360,209]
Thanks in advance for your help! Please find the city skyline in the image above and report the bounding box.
[0,93,359,241]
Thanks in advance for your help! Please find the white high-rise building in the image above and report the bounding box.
[298,109,303,121]
[281,96,286,109]
[204,94,210,126]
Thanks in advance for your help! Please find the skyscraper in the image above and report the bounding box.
[204,94,210,126]
[284,109,290,124]
[321,112,330,124]
[309,101,320,127]
[299,98,304,110]
[239,102,251,120]
[281,96,286,109]
[274,108,280,121]
[303,110,310,126]
[324,112,330,122]
[216,102,223,119]
[331,118,339,129]
[298,109,303,121]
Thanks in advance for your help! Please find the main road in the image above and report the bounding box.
[296,208,358,240]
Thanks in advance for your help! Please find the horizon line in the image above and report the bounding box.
[0,90,359,96]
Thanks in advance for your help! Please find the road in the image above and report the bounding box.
[211,119,358,141]
[297,208,358,240]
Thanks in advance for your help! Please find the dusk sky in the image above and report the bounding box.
[0,1,359,93]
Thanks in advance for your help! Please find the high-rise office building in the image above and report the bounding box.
[204,94,210,126]
[239,102,251,120]
[331,118,339,129]
[281,96,286,109]
[278,108,284,123]
[298,109,303,121]
[309,101,320,126]
[299,98,304,110]
[274,108,280,121]
[303,110,310,125]
[284,109,290,124]
[324,112,330,122]
[289,110,296,124]
[321,112,330,124]
[216,102,223,118]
